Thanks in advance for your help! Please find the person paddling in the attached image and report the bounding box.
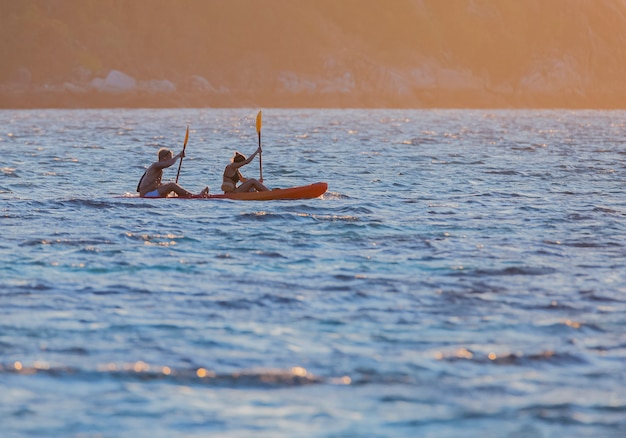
[137,148,209,198]
[221,146,269,193]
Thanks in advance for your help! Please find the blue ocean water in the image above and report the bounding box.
[1,108,625,437]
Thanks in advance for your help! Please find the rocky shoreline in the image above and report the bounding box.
[3,68,625,110]
[3,2,625,110]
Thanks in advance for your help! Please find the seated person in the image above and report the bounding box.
[137,148,208,198]
[221,147,269,193]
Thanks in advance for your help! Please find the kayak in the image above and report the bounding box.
[208,182,327,201]
[120,182,328,200]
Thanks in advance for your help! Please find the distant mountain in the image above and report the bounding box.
[2,0,626,108]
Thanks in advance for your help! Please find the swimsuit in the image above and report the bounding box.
[224,170,240,184]
[143,189,161,198]
[222,169,240,192]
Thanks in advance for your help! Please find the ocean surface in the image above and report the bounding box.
[1,108,625,437]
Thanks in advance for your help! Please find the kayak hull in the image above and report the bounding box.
[120,182,328,200]
[209,182,327,200]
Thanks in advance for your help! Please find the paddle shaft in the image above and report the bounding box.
[256,111,263,182]
[258,131,263,182]
[175,125,189,184]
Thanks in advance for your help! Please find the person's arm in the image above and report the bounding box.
[154,151,183,170]
[233,148,260,169]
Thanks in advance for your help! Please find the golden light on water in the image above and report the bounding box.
[456,348,473,359]
[125,232,182,247]
[196,368,215,378]
[133,361,149,372]
[33,361,50,370]
[96,363,118,372]
[339,376,351,385]
[291,366,307,377]
[329,375,352,385]
[564,319,581,329]
[5,359,345,388]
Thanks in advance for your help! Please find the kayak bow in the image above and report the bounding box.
[208,182,327,200]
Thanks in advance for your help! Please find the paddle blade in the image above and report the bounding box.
[256,111,262,134]
[183,125,189,149]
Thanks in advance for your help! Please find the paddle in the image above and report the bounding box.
[256,111,263,182]
[175,125,189,184]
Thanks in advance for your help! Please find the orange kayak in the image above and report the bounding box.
[208,182,327,201]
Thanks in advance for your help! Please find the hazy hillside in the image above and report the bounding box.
[2,0,626,108]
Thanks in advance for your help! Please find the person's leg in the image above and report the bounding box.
[235,179,269,192]
[182,185,209,198]
[251,180,269,191]
[158,182,192,197]
[195,187,210,198]
[158,183,208,198]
